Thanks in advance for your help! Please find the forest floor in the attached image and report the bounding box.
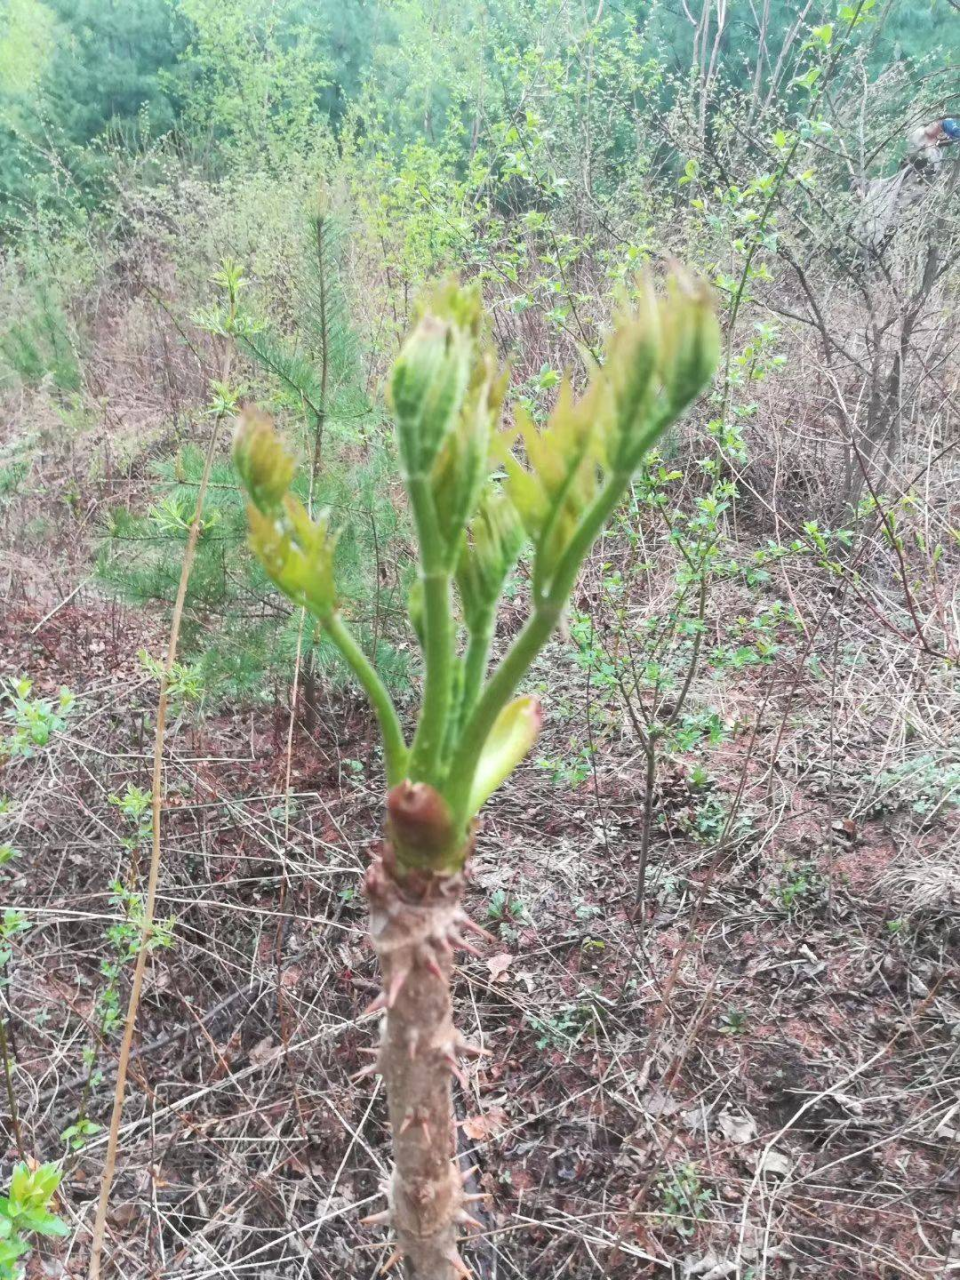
[2,350,959,1280]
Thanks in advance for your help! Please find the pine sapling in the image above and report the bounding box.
[233,270,719,1279]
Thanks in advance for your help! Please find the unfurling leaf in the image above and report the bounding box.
[468,695,542,814]
[657,269,721,415]
[496,269,718,596]
[234,411,339,621]
[456,490,525,631]
[431,352,508,555]
[246,498,338,620]
[497,376,602,588]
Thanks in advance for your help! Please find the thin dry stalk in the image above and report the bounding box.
[87,410,225,1280]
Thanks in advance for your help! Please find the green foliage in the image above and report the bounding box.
[1,678,74,760]
[0,280,80,392]
[59,1118,101,1152]
[872,755,960,825]
[655,1162,712,1238]
[0,0,186,223]
[0,910,31,968]
[772,861,823,914]
[0,1162,68,1280]
[526,998,605,1051]
[236,269,718,870]
[101,221,405,705]
[0,0,950,240]
[173,0,330,167]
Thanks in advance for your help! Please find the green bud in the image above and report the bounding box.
[456,489,524,631]
[390,280,482,476]
[657,269,720,414]
[431,352,507,554]
[603,275,661,467]
[233,410,295,513]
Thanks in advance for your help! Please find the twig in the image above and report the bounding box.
[87,406,227,1279]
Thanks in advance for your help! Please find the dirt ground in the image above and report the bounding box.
[2,538,958,1280]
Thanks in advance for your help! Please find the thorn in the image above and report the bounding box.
[380,1249,403,1274]
[447,929,482,958]
[356,1046,381,1057]
[443,1051,469,1089]
[455,1209,484,1230]
[400,1112,433,1141]
[362,992,389,1018]
[386,968,409,1009]
[458,913,496,943]
[406,1028,420,1062]
[446,1249,473,1279]
[460,1165,480,1184]
[463,1192,491,1204]
[351,1062,381,1084]
[400,1107,433,1141]
[457,1037,492,1060]
[360,1209,392,1227]
[416,946,444,980]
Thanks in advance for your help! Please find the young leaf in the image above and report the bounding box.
[468,695,543,814]
[246,499,338,621]
[456,490,525,632]
[233,409,296,513]
[430,353,508,555]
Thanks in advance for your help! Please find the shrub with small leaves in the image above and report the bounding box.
[0,1162,68,1280]
[1,679,74,760]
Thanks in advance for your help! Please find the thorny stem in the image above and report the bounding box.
[363,860,484,1280]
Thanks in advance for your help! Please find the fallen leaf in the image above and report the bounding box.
[461,1115,488,1141]
[756,1147,792,1178]
[249,1035,278,1066]
[486,953,513,982]
[717,1109,758,1145]
[461,1106,509,1142]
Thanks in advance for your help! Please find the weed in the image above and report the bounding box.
[527,997,605,1050]
[486,889,528,926]
[772,861,822,913]
[1,679,74,759]
[719,1007,749,1035]
[655,1162,713,1238]
[0,1162,68,1278]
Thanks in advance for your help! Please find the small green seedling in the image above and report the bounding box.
[0,1162,68,1280]
[1,678,74,759]
[719,1007,749,1035]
